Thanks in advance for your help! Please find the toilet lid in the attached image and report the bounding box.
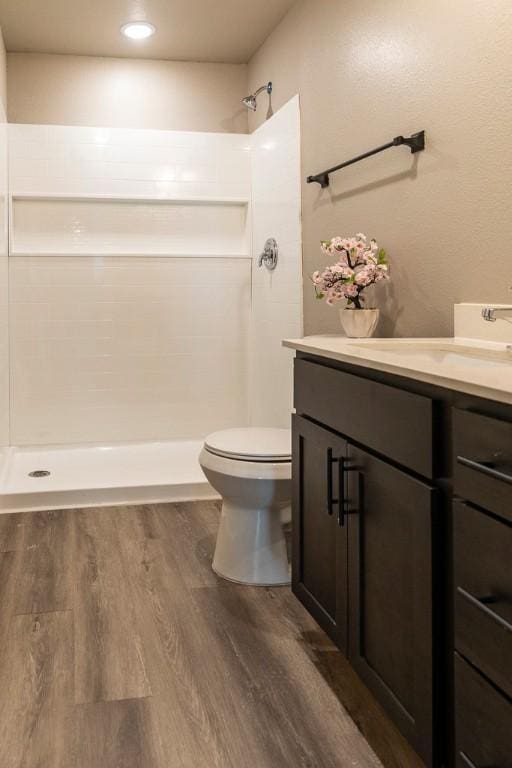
[204,428,291,462]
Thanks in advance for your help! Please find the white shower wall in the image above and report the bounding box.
[7,101,302,448]
[249,96,302,427]
[9,256,251,444]
[0,108,8,447]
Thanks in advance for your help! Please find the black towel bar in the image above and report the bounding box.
[306,130,425,188]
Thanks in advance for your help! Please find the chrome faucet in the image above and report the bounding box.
[481,306,512,322]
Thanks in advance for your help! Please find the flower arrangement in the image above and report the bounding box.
[312,233,389,309]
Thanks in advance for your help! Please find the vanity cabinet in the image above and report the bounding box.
[292,356,440,767]
[453,408,512,768]
[290,347,512,768]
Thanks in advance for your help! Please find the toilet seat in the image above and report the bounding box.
[204,428,291,462]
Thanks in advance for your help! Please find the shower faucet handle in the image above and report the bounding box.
[258,238,278,270]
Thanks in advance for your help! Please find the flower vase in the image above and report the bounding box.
[339,308,380,338]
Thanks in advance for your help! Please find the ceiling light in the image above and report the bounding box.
[120,22,156,40]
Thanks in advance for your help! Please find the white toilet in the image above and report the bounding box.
[199,427,291,586]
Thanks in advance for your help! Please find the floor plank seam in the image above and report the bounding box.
[13,607,73,617]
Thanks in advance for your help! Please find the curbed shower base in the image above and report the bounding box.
[0,439,217,513]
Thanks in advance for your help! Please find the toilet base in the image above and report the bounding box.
[212,500,291,586]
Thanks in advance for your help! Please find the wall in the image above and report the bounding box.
[9,124,251,445]
[9,123,250,199]
[0,27,7,446]
[248,0,512,338]
[249,96,302,427]
[7,53,248,133]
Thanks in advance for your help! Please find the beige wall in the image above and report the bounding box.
[7,53,248,133]
[248,0,512,337]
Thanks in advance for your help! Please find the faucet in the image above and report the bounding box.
[481,306,512,322]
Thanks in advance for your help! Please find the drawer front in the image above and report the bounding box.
[453,408,512,523]
[453,500,512,698]
[455,653,512,768]
[294,358,434,477]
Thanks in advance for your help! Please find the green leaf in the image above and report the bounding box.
[377,248,387,265]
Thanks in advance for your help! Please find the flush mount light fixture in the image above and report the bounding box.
[120,21,156,40]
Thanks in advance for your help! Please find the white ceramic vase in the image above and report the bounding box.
[339,308,380,338]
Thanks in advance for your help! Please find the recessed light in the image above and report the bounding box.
[120,22,156,40]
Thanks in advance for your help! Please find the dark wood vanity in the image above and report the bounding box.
[291,351,512,768]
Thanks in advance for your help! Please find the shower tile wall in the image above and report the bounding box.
[0,111,8,447]
[249,96,302,427]
[8,125,251,445]
[7,105,302,447]
[9,124,250,199]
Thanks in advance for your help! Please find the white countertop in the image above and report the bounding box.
[283,336,512,405]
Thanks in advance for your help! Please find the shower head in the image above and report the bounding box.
[242,94,257,111]
[242,82,272,111]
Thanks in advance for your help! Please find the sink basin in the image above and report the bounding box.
[350,341,512,369]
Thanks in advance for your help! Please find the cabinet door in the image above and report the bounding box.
[292,414,348,652]
[347,446,439,767]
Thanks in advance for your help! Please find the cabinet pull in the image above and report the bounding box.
[326,449,338,516]
[457,587,512,634]
[327,451,347,524]
[338,457,346,527]
[338,458,359,526]
[456,455,512,485]
[328,453,357,525]
[459,751,501,768]
[459,752,478,768]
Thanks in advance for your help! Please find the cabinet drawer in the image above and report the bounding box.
[453,499,512,698]
[453,408,512,523]
[294,358,434,477]
[455,653,512,768]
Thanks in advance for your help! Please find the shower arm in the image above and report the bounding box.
[253,82,272,98]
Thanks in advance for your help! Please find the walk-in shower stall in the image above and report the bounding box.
[0,96,302,512]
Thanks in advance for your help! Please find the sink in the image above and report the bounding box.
[350,341,512,369]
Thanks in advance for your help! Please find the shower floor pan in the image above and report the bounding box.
[0,440,216,513]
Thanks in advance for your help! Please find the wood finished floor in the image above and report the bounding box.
[0,502,423,768]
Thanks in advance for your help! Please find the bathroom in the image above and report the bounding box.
[0,0,510,766]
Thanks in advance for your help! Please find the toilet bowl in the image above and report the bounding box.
[199,427,291,586]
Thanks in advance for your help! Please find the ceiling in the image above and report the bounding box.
[0,0,296,64]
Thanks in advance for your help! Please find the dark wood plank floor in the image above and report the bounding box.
[0,502,424,768]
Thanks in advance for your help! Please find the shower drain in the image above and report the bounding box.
[28,470,51,478]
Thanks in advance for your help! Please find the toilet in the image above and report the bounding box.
[199,427,291,586]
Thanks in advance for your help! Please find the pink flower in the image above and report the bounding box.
[314,234,389,308]
[344,283,359,297]
[355,265,377,286]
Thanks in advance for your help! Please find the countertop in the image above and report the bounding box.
[283,336,512,405]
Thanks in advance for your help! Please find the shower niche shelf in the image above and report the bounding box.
[10,195,249,259]
[9,251,251,259]
[11,193,250,204]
